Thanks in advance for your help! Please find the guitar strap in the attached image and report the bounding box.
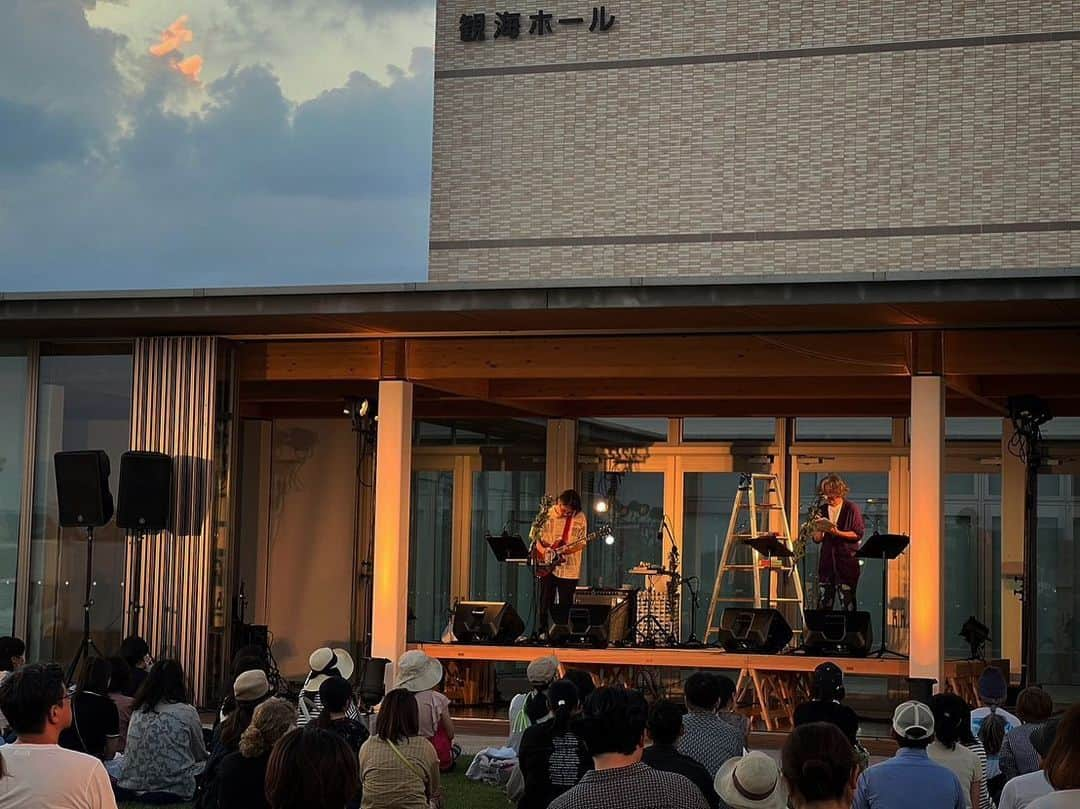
[559,513,574,547]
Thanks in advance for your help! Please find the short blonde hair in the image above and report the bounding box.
[820,474,849,498]
[239,697,295,758]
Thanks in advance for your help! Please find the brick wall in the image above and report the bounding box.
[429,1,1078,282]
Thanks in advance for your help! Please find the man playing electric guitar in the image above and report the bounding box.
[534,489,587,638]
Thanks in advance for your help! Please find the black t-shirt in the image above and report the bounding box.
[642,745,720,809]
[59,691,120,759]
[792,699,859,745]
[218,750,271,809]
[324,717,370,753]
[518,718,592,809]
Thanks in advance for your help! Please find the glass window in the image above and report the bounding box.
[796,418,893,441]
[1041,417,1080,439]
[682,419,776,442]
[0,344,29,635]
[578,419,668,446]
[580,471,664,590]
[28,347,133,665]
[470,471,545,635]
[945,474,1001,660]
[947,418,1003,440]
[1035,474,1080,687]
[414,419,546,447]
[682,472,743,638]
[408,471,453,642]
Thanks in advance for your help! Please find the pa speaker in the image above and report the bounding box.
[54,451,114,528]
[716,608,792,654]
[802,610,873,657]
[116,451,173,532]
[453,601,524,644]
[548,599,631,648]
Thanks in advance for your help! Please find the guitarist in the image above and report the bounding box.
[536,489,588,638]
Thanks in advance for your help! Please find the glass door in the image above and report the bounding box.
[408,468,454,642]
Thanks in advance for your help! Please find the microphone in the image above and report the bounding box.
[657,514,666,541]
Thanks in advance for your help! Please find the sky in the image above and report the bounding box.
[0,0,436,292]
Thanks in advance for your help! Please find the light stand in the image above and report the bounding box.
[67,526,104,683]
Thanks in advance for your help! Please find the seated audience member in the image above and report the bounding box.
[548,686,709,809]
[0,662,117,809]
[971,665,1020,790]
[315,675,369,753]
[642,699,719,809]
[853,701,965,809]
[217,698,295,809]
[563,668,596,702]
[197,669,273,808]
[715,674,750,749]
[518,679,591,809]
[781,722,857,809]
[216,648,270,727]
[999,720,1058,809]
[1000,687,1054,782]
[1027,703,1080,809]
[267,726,359,809]
[118,635,152,697]
[929,693,985,809]
[105,656,134,751]
[395,649,457,771]
[0,636,26,681]
[298,646,357,727]
[58,656,121,762]
[118,659,208,802]
[951,693,991,809]
[716,750,788,809]
[793,662,859,746]
[358,689,442,809]
[678,672,744,777]
[510,655,560,749]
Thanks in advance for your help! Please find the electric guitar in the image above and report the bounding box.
[531,523,612,578]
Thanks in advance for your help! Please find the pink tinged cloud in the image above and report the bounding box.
[149,14,203,83]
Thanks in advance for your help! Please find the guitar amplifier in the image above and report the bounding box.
[548,587,636,646]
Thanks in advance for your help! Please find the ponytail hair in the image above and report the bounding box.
[547,679,580,735]
[979,708,1007,756]
[782,722,857,803]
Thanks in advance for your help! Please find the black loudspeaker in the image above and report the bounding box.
[802,610,873,657]
[116,451,173,532]
[54,451,114,528]
[715,608,793,653]
[548,599,631,648]
[357,657,389,707]
[453,601,525,644]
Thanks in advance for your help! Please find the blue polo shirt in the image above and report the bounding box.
[854,748,965,809]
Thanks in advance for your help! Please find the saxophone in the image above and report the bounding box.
[795,493,826,561]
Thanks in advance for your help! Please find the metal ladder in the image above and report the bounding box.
[704,473,805,644]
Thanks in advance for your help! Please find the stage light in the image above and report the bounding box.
[604,532,615,545]
[960,615,990,660]
[359,399,370,418]
[595,499,609,514]
[343,407,351,415]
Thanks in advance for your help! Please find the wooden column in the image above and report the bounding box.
[909,376,945,686]
[1000,418,1026,675]
[546,418,577,494]
[371,381,414,680]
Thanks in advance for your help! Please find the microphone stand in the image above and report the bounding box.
[661,517,703,648]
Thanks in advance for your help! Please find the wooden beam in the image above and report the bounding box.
[945,375,1009,416]
[379,338,407,379]
[489,376,912,400]
[946,330,1080,375]
[236,340,380,381]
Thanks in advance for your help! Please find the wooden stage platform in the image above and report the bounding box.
[414,643,997,732]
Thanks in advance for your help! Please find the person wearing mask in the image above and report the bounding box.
[509,655,559,750]
[0,663,117,809]
[266,726,360,809]
[58,657,121,762]
[217,698,295,809]
[548,686,709,809]
[118,636,152,697]
[1027,703,1080,809]
[358,689,443,809]
[1000,686,1054,782]
[395,649,456,771]
[853,701,965,809]
[105,656,134,751]
[518,679,591,809]
[780,722,857,809]
[642,699,718,809]
[715,674,750,749]
[999,720,1059,809]
[928,694,984,809]
[679,672,744,777]
[117,659,208,802]
[314,675,369,753]
[715,751,788,809]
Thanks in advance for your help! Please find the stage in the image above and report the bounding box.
[414,642,1000,731]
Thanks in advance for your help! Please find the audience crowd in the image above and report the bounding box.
[0,640,1075,809]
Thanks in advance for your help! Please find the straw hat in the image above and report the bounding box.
[715,752,789,809]
[394,650,444,693]
[305,647,355,692]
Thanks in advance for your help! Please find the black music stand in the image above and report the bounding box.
[856,532,910,659]
[484,532,537,643]
[742,533,795,560]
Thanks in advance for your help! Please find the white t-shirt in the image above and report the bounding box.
[1027,791,1080,809]
[0,743,117,809]
[999,771,1054,809]
[929,741,983,809]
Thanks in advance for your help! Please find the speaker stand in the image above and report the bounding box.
[127,529,147,637]
[871,555,907,659]
[67,526,104,682]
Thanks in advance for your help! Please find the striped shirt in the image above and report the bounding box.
[677,711,744,777]
[548,762,709,809]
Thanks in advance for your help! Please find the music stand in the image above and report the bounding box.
[856,532,910,659]
[742,533,795,560]
[484,532,536,643]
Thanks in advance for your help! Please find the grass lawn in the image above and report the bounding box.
[119,757,510,809]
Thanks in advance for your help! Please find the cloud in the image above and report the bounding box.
[0,2,434,291]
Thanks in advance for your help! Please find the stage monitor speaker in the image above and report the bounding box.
[802,610,873,657]
[54,451,114,528]
[715,608,792,654]
[116,451,173,532]
[548,599,631,648]
[453,601,525,644]
[356,657,389,707]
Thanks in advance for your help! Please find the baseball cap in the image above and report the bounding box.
[893,700,934,740]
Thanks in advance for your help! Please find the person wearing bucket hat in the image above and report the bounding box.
[298,647,357,728]
[852,701,966,809]
[781,722,858,809]
[998,720,1059,809]
[715,751,788,809]
[395,650,457,772]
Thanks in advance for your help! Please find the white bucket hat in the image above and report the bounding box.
[394,650,444,693]
[715,751,789,809]
[305,647,355,692]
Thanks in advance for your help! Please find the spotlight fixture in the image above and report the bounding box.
[959,615,991,660]
[595,499,609,514]
[604,531,616,545]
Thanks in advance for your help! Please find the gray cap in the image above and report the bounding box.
[893,700,934,740]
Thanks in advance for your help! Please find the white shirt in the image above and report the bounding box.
[827,501,843,526]
[999,771,1054,809]
[929,741,983,809]
[1027,791,1080,809]
[539,510,587,580]
[0,743,117,809]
